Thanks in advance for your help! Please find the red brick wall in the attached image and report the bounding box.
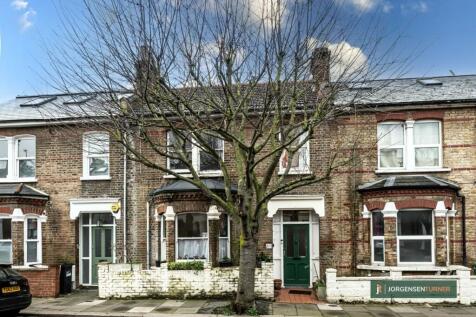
[18,265,60,297]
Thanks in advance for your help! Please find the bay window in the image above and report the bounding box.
[279,129,310,174]
[160,215,167,262]
[25,217,41,265]
[371,211,384,264]
[176,213,208,260]
[83,133,110,179]
[377,120,442,171]
[167,131,224,174]
[219,214,230,260]
[0,218,12,264]
[397,210,433,264]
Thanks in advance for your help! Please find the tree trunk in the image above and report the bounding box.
[234,237,257,314]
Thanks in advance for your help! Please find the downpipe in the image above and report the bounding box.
[146,201,150,268]
[123,136,128,263]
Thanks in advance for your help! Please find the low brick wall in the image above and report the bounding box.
[326,267,475,304]
[16,265,60,297]
[98,262,273,299]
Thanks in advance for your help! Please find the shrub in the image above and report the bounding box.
[167,261,204,271]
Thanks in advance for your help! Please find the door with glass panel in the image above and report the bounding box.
[91,227,113,284]
[80,213,115,285]
[283,224,310,287]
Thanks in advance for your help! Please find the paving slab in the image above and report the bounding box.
[273,303,298,315]
[318,304,343,311]
[343,312,373,317]
[387,306,419,313]
[342,305,368,312]
[180,299,208,308]
[175,307,201,314]
[128,306,157,313]
[160,299,185,307]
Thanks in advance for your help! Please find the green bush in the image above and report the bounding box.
[167,261,204,271]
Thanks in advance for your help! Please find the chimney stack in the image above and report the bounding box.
[134,45,159,97]
[310,47,331,85]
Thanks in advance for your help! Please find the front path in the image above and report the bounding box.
[20,289,476,316]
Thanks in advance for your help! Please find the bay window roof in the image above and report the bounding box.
[0,183,49,199]
[358,175,460,192]
[150,179,238,196]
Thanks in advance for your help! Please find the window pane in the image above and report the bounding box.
[372,212,384,236]
[283,210,309,222]
[0,160,8,178]
[19,159,35,178]
[91,213,114,225]
[373,239,384,262]
[105,229,112,257]
[414,122,439,145]
[199,152,220,171]
[27,219,38,239]
[398,210,432,236]
[0,140,8,158]
[27,241,38,263]
[17,138,35,158]
[89,157,109,176]
[298,229,307,257]
[177,213,207,238]
[219,215,228,237]
[168,132,192,170]
[0,242,12,264]
[399,239,432,262]
[219,238,228,260]
[415,147,439,167]
[177,239,207,260]
[82,227,89,257]
[87,134,109,155]
[82,259,90,284]
[199,134,223,171]
[0,219,11,239]
[82,213,90,225]
[378,124,404,147]
[380,148,403,168]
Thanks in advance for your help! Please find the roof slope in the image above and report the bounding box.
[358,175,460,192]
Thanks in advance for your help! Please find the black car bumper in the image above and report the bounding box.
[0,293,32,312]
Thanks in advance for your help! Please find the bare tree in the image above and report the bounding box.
[43,0,407,312]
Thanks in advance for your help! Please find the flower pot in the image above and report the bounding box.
[317,286,326,300]
[274,279,282,290]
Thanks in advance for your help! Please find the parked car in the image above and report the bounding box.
[0,265,31,316]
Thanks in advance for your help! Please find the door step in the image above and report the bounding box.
[288,289,312,295]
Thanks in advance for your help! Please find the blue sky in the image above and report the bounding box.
[1,0,476,102]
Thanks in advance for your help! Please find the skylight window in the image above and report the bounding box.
[63,95,95,105]
[348,83,372,91]
[19,96,57,107]
[417,79,442,86]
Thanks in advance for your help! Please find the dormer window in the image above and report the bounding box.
[377,120,442,172]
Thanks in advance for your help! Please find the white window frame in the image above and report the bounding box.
[166,131,224,175]
[370,211,384,265]
[175,212,209,261]
[219,214,231,261]
[0,135,37,183]
[279,130,311,175]
[81,132,111,180]
[24,216,42,266]
[396,209,435,266]
[160,215,167,263]
[412,120,443,169]
[377,120,443,173]
[0,216,12,265]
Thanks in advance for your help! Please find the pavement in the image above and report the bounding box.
[19,289,476,316]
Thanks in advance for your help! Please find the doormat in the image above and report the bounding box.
[288,289,312,295]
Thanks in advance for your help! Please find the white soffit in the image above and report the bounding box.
[69,198,121,220]
[267,195,325,217]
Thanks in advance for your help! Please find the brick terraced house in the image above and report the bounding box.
[0,54,475,298]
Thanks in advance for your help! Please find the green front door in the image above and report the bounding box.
[283,224,310,287]
[91,227,113,284]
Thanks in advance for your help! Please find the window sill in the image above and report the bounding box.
[357,264,451,272]
[164,172,223,179]
[80,176,112,181]
[375,167,451,174]
[13,264,48,271]
[0,178,37,183]
[278,169,312,176]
